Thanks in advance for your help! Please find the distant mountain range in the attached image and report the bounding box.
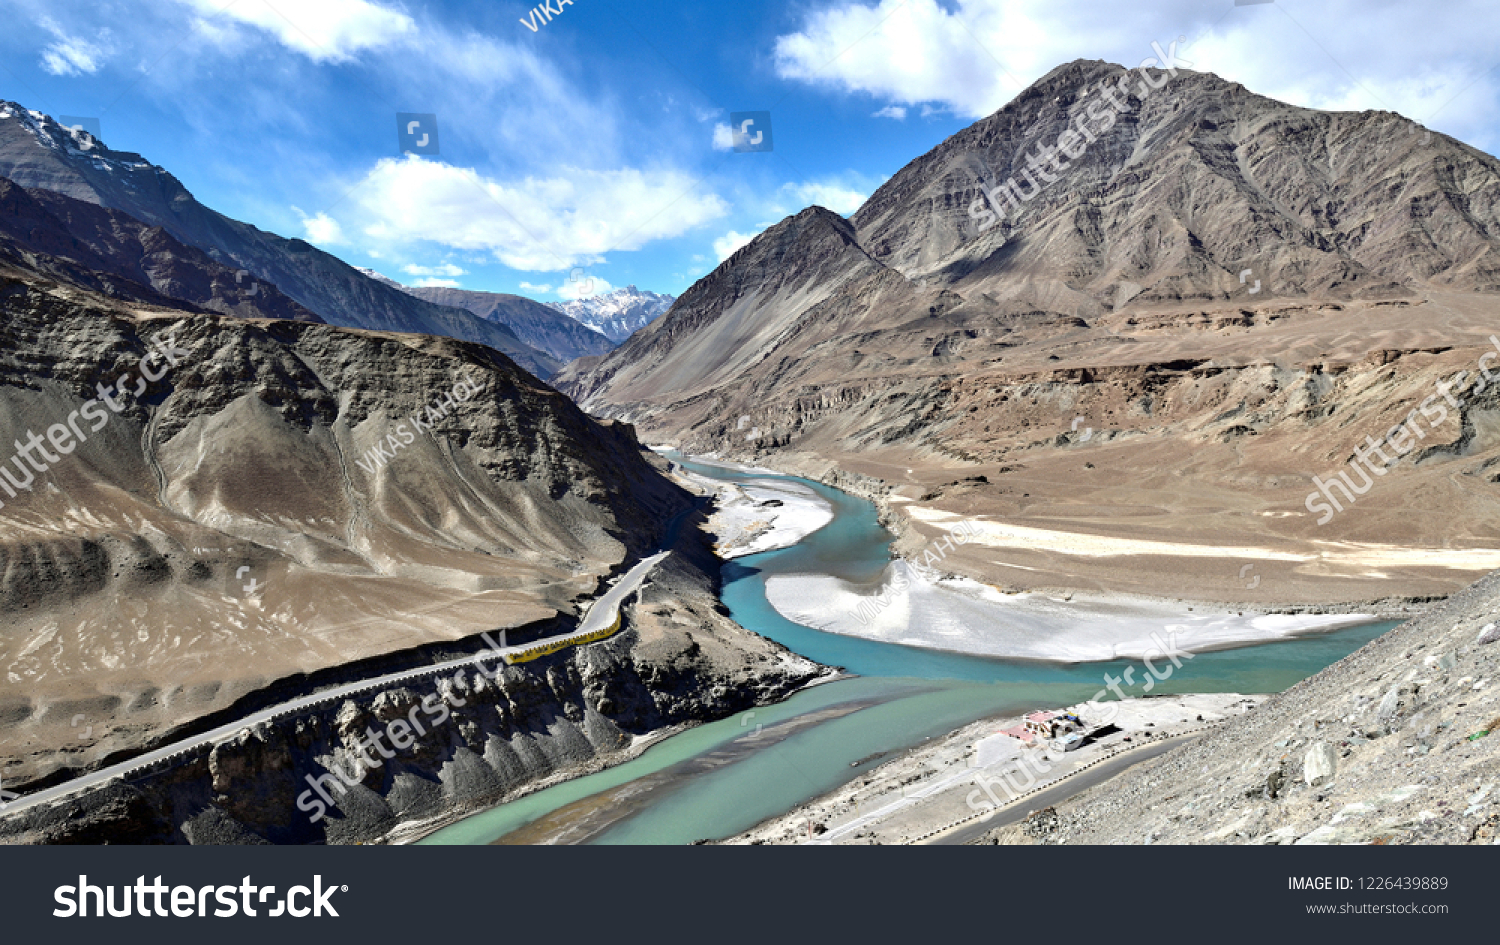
[351,266,674,362]
[0,103,560,379]
[547,285,674,343]
[1,177,320,323]
[353,270,615,365]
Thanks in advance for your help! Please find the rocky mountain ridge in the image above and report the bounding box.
[0,176,320,323]
[401,284,616,366]
[557,60,1500,605]
[0,103,559,378]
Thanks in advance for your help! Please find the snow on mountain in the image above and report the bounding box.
[354,266,406,290]
[348,269,615,365]
[547,285,674,343]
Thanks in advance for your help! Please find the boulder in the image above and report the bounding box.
[1304,742,1337,787]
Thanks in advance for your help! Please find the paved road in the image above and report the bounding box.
[577,552,668,634]
[0,551,670,819]
[927,735,1192,845]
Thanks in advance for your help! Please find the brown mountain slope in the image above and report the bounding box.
[0,258,818,806]
[558,62,1500,605]
[852,59,1500,304]
[992,568,1500,846]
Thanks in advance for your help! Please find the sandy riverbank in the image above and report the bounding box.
[726,692,1265,845]
[672,464,834,559]
[694,447,1500,605]
[766,560,1378,663]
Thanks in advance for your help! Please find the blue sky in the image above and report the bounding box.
[2,0,1498,303]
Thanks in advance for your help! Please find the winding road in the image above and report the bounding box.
[0,551,670,819]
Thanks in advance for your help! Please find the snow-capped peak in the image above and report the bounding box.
[546,285,674,343]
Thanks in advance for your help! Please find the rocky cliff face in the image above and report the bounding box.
[0,505,827,845]
[851,59,1500,303]
[0,103,559,378]
[557,207,899,409]
[557,61,1500,604]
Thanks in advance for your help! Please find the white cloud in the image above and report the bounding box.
[402,262,466,277]
[342,156,728,271]
[772,0,1500,150]
[780,181,868,216]
[872,105,907,119]
[711,122,735,151]
[518,281,554,293]
[176,0,415,62]
[713,230,759,261]
[410,277,461,288]
[37,16,112,75]
[294,208,346,245]
[557,275,614,300]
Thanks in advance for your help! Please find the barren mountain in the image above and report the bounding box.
[558,60,1500,605]
[403,285,615,365]
[0,177,320,323]
[0,103,559,378]
[0,253,823,838]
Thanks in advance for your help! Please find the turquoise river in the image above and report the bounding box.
[421,458,1397,845]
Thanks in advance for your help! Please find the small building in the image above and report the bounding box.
[1003,710,1086,745]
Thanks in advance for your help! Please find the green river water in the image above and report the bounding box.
[421,459,1397,845]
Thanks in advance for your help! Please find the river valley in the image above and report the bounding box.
[420,459,1401,845]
